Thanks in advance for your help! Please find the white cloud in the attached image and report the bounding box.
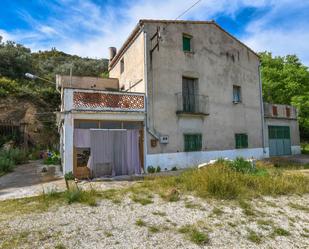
[2,0,309,66]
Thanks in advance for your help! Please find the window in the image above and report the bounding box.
[233,85,241,103]
[182,77,197,112]
[286,107,290,118]
[184,134,202,152]
[74,120,99,129]
[235,134,248,149]
[272,106,278,116]
[183,35,192,52]
[120,58,124,74]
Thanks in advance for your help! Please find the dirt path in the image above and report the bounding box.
[0,160,65,200]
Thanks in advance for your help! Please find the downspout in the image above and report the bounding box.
[143,28,159,140]
[258,62,266,155]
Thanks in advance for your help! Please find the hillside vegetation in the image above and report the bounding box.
[0,37,108,147]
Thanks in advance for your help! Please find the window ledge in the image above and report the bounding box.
[176,111,209,117]
[184,50,195,55]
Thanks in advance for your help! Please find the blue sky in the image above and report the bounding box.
[1,0,309,65]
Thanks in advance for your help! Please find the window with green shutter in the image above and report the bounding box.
[235,134,248,149]
[183,35,191,52]
[184,134,202,152]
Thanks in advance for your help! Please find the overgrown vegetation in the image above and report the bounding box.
[43,151,61,165]
[0,148,28,175]
[178,225,209,245]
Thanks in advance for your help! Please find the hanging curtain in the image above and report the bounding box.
[74,129,90,148]
[89,129,141,177]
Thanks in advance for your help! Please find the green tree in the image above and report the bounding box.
[260,52,309,139]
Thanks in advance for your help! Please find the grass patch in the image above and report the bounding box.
[185,201,203,209]
[257,219,274,228]
[148,226,160,233]
[152,211,166,216]
[239,200,255,216]
[135,219,146,227]
[104,231,113,237]
[211,207,224,216]
[272,227,291,237]
[288,202,309,212]
[131,194,153,205]
[55,244,66,249]
[137,161,309,201]
[178,225,209,245]
[247,229,262,244]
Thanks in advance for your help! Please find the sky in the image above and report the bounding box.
[0,0,309,65]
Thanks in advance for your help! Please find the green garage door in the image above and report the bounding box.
[268,126,291,156]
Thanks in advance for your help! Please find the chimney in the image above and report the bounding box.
[108,47,117,61]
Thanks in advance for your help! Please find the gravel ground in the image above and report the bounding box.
[1,192,308,249]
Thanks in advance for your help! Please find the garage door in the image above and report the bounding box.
[268,126,291,156]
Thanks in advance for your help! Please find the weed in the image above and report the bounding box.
[178,225,209,245]
[104,231,113,237]
[212,207,224,216]
[239,200,255,216]
[257,219,273,227]
[148,226,160,233]
[228,222,237,228]
[288,202,309,212]
[247,229,262,244]
[55,244,66,249]
[272,227,290,237]
[135,219,146,227]
[162,188,180,202]
[131,194,153,205]
[152,211,166,216]
[185,201,202,209]
[64,189,97,206]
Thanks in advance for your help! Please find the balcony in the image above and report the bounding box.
[176,92,209,116]
[263,102,297,119]
[64,89,145,112]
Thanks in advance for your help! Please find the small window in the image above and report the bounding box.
[74,120,99,129]
[286,107,290,118]
[120,58,124,74]
[184,134,202,152]
[272,106,278,116]
[233,85,241,103]
[183,35,191,52]
[235,134,248,149]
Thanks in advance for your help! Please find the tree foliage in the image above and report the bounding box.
[260,52,309,139]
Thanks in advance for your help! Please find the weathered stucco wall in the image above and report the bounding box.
[109,32,145,93]
[143,22,262,155]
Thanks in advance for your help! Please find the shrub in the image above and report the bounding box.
[64,171,74,180]
[228,157,256,174]
[147,166,156,173]
[171,166,178,171]
[0,157,14,174]
[43,151,60,165]
[156,166,161,173]
[65,189,97,206]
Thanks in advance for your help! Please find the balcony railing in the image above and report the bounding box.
[71,89,145,112]
[176,92,209,115]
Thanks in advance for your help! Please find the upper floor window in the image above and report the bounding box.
[272,106,278,116]
[183,34,192,52]
[233,85,241,103]
[182,77,198,112]
[286,107,290,118]
[120,58,124,74]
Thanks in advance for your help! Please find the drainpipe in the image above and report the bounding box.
[143,29,159,140]
[258,62,266,155]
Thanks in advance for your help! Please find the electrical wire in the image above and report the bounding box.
[175,0,203,20]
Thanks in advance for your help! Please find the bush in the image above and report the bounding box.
[43,151,60,165]
[156,166,161,173]
[0,157,14,174]
[0,148,28,175]
[64,171,74,180]
[147,166,156,173]
[228,157,257,174]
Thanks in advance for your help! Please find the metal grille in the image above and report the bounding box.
[73,92,145,111]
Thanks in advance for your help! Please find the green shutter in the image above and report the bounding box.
[235,134,248,149]
[183,36,191,51]
[184,134,202,152]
